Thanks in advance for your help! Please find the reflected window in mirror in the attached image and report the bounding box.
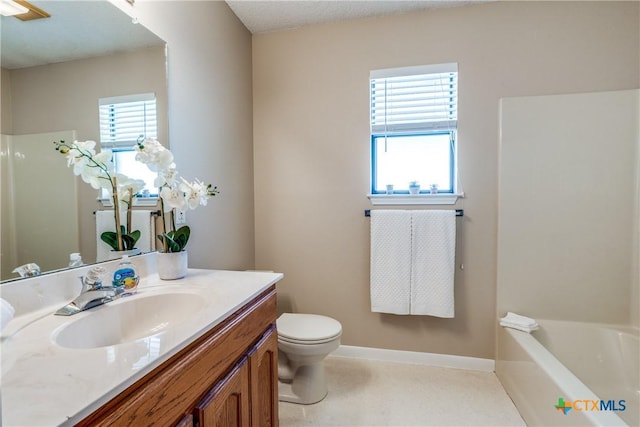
[99,93,159,205]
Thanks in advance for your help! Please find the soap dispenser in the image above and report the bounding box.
[112,255,140,294]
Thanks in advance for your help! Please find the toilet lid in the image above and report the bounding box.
[277,313,342,343]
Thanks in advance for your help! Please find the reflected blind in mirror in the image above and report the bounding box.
[99,93,157,147]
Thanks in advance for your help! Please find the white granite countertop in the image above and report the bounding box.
[0,261,282,426]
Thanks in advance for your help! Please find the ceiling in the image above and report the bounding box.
[1,1,484,70]
[225,0,486,34]
[1,0,164,70]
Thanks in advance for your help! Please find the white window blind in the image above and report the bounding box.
[370,63,458,133]
[99,93,157,147]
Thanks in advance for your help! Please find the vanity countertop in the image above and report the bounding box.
[1,267,282,426]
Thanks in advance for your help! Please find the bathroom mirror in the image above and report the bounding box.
[1,0,168,281]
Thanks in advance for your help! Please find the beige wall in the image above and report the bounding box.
[130,1,255,270]
[252,1,639,358]
[1,69,12,133]
[3,46,168,267]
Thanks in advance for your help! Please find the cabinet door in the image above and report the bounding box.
[195,358,250,427]
[249,326,279,427]
[175,413,194,427]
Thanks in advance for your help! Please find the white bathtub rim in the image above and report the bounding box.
[506,327,628,426]
[535,318,639,337]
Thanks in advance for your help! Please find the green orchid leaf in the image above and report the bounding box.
[121,234,136,250]
[174,226,190,249]
[101,228,141,251]
[129,230,141,246]
[157,225,190,253]
[158,234,181,253]
[100,231,119,251]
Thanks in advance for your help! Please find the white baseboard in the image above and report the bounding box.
[332,345,495,372]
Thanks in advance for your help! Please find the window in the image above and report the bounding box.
[99,93,158,199]
[370,63,458,195]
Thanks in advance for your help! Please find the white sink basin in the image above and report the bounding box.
[53,292,206,349]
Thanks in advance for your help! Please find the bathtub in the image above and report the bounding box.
[496,319,639,426]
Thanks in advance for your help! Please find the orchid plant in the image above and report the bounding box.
[135,138,218,253]
[54,140,145,251]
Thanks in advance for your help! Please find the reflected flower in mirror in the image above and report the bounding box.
[54,140,145,251]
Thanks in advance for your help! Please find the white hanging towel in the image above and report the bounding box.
[370,209,457,317]
[96,210,155,262]
[370,210,412,314]
[410,210,456,317]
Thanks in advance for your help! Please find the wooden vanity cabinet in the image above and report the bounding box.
[195,356,250,426]
[194,328,278,427]
[77,286,279,427]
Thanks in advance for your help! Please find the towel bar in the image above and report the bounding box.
[364,209,463,217]
[94,210,161,216]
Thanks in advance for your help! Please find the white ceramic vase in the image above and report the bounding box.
[157,251,188,280]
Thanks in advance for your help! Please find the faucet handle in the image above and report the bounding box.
[82,266,108,291]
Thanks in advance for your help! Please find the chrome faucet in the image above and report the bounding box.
[55,267,124,316]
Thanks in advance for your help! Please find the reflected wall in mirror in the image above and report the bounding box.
[1,0,168,281]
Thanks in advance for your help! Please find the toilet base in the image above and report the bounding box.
[278,380,327,405]
[277,353,328,404]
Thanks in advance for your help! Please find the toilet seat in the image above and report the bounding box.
[277,313,342,345]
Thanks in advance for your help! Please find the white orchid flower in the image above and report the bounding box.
[160,185,188,211]
[135,138,174,173]
[71,153,109,191]
[154,165,178,187]
[70,140,97,158]
[180,178,211,210]
[115,175,146,207]
[75,140,97,151]
[81,168,109,190]
[65,140,98,170]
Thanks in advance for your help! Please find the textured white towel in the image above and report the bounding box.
[370,210,457,317]
[96,210,155,262]
[1,298,15,331]
[370,210,412,314]
[500,312,538,327]
[411,210,456,317]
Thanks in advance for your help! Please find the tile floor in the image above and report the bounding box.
[279,356,526,426]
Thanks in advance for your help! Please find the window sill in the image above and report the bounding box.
[99,197,159,208]
[368,193,464,206]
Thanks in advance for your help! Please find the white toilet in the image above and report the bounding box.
[276,313,342,404]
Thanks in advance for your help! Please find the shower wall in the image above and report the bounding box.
[497,89,639,326]
[0,130,79,280]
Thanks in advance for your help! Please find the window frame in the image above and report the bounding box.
[368,63,462,205]
[370,130,456,195]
